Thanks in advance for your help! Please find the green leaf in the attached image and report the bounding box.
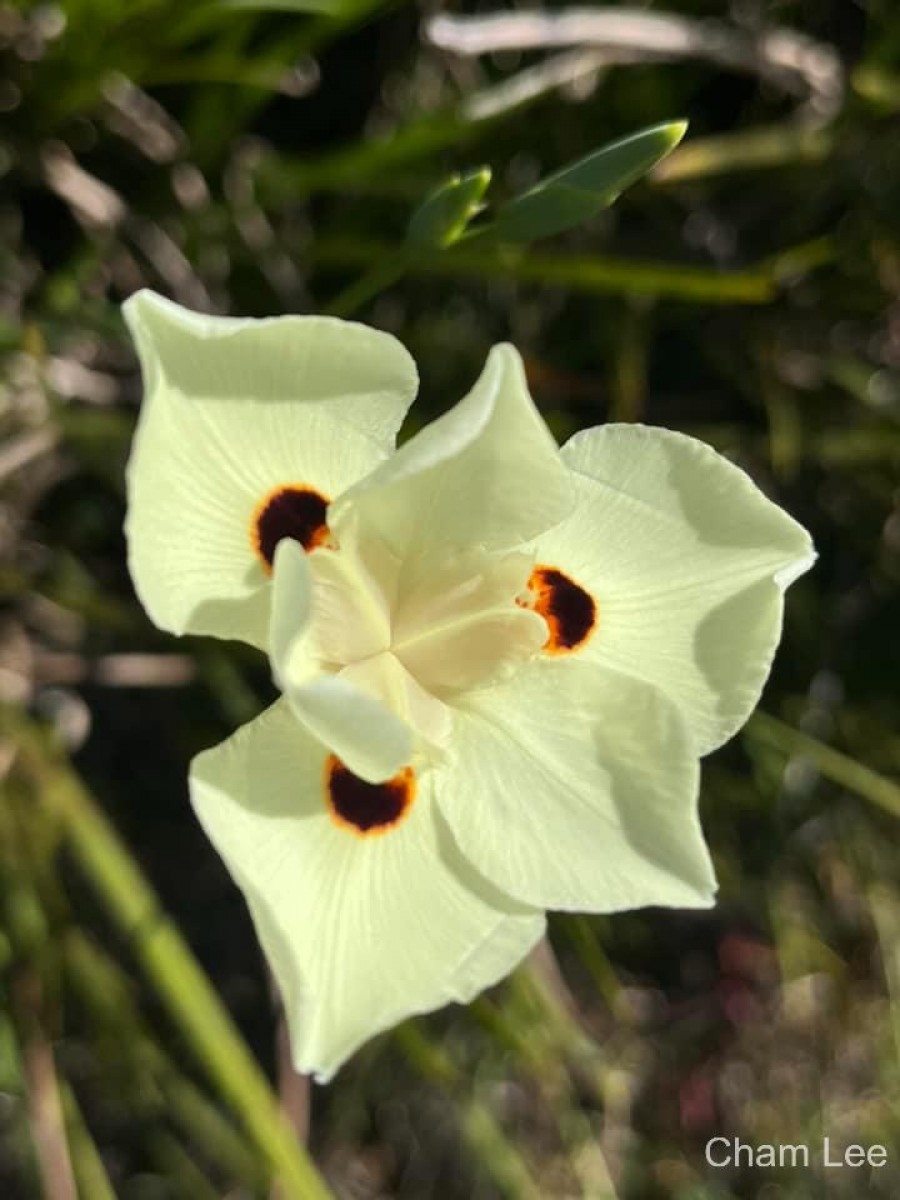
[406,167,491,249]
[493,120,687,242]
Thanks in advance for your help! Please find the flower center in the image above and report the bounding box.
[297,539,549,753]
[518,565,597,654]
[325,754,415,835]
[252,485,330,572]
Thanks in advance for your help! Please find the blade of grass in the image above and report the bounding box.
[395,1022,544,1200]
[652,123,833,183]
[470,989,619,1199]
[5,710,333,1200]
[869,885,900,1065]
[148,1130,223,1200]
[59,1082,117,1200]
[6,780,267,1192]
[746,711,900,819]
[64,929,267,1192]
[560,916,628,1019]
[608,299,651,423]
[512,942,607,1105]
[0,1007,41,1197]
[13,970,78,1200]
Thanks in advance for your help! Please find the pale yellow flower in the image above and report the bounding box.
[124,290,814,1080]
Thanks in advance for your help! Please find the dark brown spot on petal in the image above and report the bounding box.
[325,755,415,836]
[251,485,330,573]
[524,565,597,655]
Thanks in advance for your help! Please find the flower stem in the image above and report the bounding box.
[314,235,782,304]
[5,710,333,1200]
[325,254,408,318]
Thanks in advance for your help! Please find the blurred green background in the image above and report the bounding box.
[2,0,899,1197]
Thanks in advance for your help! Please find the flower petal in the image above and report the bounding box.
[190,699,545,1081]
[533,425,815,754]
[435,658,716,913]
[125,290,418,444]
[283,672,415,786]
[269,539,414,782]
[123,290,417,646]
[392,548,548,693]
[268,538,315,678]
[330,343,573,561]
[270,538,391,674]
[337,654,454,752]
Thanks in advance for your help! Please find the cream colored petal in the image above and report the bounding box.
[125,289,418,444]
[190,699,545,1082]
[269,540,411,782]
[268,538,315,680]
[530,424,816,754]
[330,343,573,562]
[436,658,716,913]
[271,538,391,674]
[338,653,454,750]
[392,548,547,693]
[279,672,413,787]
[123,290,415,646]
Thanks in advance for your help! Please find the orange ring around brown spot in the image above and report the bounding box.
[521,565,597,655]
[250,484,331,574]
[324,755,416,837]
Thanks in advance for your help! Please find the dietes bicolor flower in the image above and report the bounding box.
[124,291,815,1080]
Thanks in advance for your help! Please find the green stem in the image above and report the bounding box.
[325,253,408,318]
[314,236,780,304]
[6,712,332,1200]
[319,212,815,317]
